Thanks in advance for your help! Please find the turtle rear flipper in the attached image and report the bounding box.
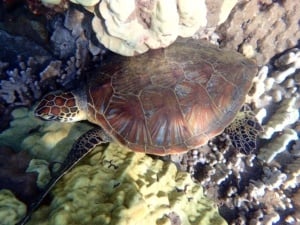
[17,128,111,225]
[225,107,262,154]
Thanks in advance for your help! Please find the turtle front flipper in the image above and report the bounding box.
[225,107,262,154]
[17,128,112,225]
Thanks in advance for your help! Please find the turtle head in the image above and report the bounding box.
[35,90,87,122]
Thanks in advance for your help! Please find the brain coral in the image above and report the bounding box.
[27,143,226,225]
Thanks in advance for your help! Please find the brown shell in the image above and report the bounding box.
[86,38,257,155]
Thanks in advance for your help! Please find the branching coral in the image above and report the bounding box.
[0,7,104,128]
[0,57,42,106]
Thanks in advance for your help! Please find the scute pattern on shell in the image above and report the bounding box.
[86,38,257,155]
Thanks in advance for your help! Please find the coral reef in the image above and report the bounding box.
[0,189,26,225]
[90,0,241,56]
[27,0,240,56]
[91,0,208,56]
[27,143,226,225]
[0,107,92,161]
[0,107,226,225]
[178,44,300,224]
[0,56,42,106]
[217,0,300,66]
[0,5,104,130]
[0,1,299,225]
[0,107,92,225]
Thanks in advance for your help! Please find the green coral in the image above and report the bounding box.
[0,107,92,162]
[26,159,52,188]
[0,189,26,225]
[28,143,226,225]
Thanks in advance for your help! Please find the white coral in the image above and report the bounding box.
[258,128,298,163]
[261,97,299,139]
[92,0,207,56]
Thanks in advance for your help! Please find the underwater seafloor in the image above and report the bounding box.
[0,1,300,225]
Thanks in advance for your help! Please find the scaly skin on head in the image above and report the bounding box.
[34,89,87,122]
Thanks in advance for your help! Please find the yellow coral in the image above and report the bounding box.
[0,107,92,162]
[0,190,26,225]
[28,143,226,225]
[1,107,225,225]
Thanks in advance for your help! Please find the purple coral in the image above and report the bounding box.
[0,57,41,106]
[0,6,105,132]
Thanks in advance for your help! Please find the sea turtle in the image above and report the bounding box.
[18,38,260,224]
